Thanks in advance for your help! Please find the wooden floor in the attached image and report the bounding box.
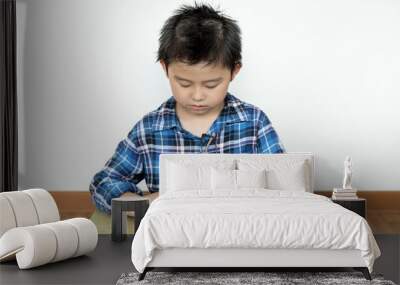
[50,191,400,234]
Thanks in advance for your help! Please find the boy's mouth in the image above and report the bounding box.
[190,105,208,109]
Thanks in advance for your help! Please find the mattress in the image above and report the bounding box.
[131,189,381,273]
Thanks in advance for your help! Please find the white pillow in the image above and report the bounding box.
[211,168,236,190]
[166,160,236,192]
[237,159,309,192]
[166,162,209,191]
[237,169,268,189]
[266,162,307,191]
[211,168,268,190]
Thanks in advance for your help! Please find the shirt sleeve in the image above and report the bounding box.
[256,109,286,154]
[89,125,145,214]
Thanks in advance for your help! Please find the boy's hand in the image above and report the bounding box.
[120,192,137,198]
[145,192,159,203]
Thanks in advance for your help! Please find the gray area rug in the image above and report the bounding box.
[116,271,396,285]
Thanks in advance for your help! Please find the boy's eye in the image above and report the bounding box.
[179,83,218,89]
[178,82,191,88]
[206,85,218,89]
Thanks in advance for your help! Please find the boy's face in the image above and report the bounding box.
[160,60,241,117]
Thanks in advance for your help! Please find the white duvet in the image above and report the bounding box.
[131,189,381,273]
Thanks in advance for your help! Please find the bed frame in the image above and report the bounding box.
[138,153,371,281]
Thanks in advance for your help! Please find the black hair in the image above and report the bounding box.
[156,1,242,76]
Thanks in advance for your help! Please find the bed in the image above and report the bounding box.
[130,153,381,281]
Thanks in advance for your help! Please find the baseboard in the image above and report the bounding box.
[49,191,95,219]
[49,190,399,220]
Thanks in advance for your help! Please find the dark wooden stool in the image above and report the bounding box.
[111,196,149,242]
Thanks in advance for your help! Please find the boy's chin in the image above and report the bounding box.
[179,103,209,113]
[188,106,220,116]
[176,101,223,116]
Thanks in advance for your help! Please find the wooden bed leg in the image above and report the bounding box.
[138,268,148,281]
[354,267,372,280]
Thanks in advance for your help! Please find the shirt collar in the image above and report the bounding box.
[152,92,249,132]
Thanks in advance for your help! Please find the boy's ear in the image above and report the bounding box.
[160,60,169,77]
[230,63,242,81]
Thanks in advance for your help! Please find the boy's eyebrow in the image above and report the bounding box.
[174,75,223,83]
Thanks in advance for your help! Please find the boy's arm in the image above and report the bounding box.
[256,109,286,154]
[89,127,144,214]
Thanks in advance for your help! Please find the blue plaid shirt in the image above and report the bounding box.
[89,92,285,213]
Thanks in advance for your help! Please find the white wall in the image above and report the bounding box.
[16,0,400,191]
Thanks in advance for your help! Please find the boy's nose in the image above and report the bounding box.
[191,90,206,101]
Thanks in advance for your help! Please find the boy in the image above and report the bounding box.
[89,3,285,214]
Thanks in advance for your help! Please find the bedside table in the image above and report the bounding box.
[331,198,366,218]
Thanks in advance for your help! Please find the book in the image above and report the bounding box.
[333,188,357,193]
[332,193,358,197]
[332,193,358,200]
[332,196,359,200]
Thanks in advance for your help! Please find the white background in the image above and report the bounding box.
[16,0,400,191]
